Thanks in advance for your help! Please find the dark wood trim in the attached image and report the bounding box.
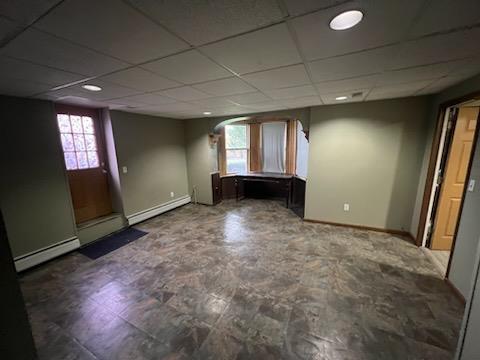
[303,218,415,243]
[416,107,446,246]
[444,278,466,304]
[446,108,480,277]
[439,90,480,109]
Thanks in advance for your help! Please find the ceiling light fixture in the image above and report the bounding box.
[335,96,348,101]
[81,84,102,92]
[329,10,363,30]
[203,111,212,115]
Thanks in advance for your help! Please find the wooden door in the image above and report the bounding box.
[56,105,112,224]
[431,107,478,250]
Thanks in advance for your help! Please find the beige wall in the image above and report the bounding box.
[0,96,77,258]
[305,97,431,232]
[109,110,189,217]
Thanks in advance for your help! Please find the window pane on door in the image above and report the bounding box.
[87,151,99,167]
[64,152,78,170]
[76,151,89,169]
[82,116,95,134]
[85,134,97,151]
[57,114,71,133]
[73,134,86,151]
[61,133,75,152]
[70,116,83,133]
[226,149,247,173]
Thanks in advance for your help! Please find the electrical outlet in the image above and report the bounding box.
[122,166,128,174]
[343,203,350,212]
[170,192,175,198]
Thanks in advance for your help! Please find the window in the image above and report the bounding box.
[57,114,99,170]
[225,124,248,173]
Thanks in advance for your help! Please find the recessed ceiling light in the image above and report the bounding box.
[335,96,348,101]
[203,111,212,115]
[81,84,102,92]
[329,10,363,30]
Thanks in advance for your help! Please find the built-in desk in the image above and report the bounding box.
[220,172,293,207]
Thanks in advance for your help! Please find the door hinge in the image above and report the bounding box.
[447,120,454,130]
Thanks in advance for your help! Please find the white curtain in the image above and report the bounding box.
[262,122,286,173]
[296,121,309,178]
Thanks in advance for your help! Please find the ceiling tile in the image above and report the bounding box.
[0,16,24,46]
[280,95,322,108]
[191,97,236,108]
[100,67,180,92]
[417,74,477,95]
[0,0,62,25]
[2,28,128,76]
[242,64,310,90]
[227,92,272,105]
[112,93,178,106]
[35,0,189,64]
[40,95,110,108]
[410,0,480,37]
[315,74,379,93]
[283,0,346,16]
[292,0,423,61]
[141,50,232,84]
[308,46,395,82]
[367,80,434,100]
[43,79,141,101]
[158,86,212,101]
[243,101,287,111]
[201,24,302,74]
[390,29,480,70]
[0,55,84,88]
[137,102,197,113]
[447,56,480,78]
[264,84,317,100]
[124,0,284,45]
[193,77,256,96]
[377,61,463,86]
[320,89,368,104]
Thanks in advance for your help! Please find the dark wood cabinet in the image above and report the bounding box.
[211,172,222,205]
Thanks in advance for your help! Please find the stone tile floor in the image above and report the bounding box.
[20,200,464,359]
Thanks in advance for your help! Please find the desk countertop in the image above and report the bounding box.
[221,172,293,179]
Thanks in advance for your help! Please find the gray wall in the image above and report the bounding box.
[109,110,189,217]
[456,236,480,359]
[184,119,216,205]
[305,97,431,232]
[450,135,480,297]
[0,96,77,258]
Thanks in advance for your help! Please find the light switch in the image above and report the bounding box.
[343,203,350,211]
[122,166,128,174]
[468,179,476,192]
[170,192,175,198]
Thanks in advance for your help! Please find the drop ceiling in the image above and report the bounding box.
[0,0,479,119]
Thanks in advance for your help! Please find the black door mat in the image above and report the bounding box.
[78,228,148,259]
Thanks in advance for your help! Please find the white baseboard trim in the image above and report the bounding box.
[14,236,80,272]
[127,195,191,226]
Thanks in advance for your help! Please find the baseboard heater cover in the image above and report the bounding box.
[127,195,191,226]
[14,236,80,272]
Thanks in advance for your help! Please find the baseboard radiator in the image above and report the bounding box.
[126,195,191,226]
[14,237,80,272]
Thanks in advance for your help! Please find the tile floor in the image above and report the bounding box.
[20,200,464,359]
